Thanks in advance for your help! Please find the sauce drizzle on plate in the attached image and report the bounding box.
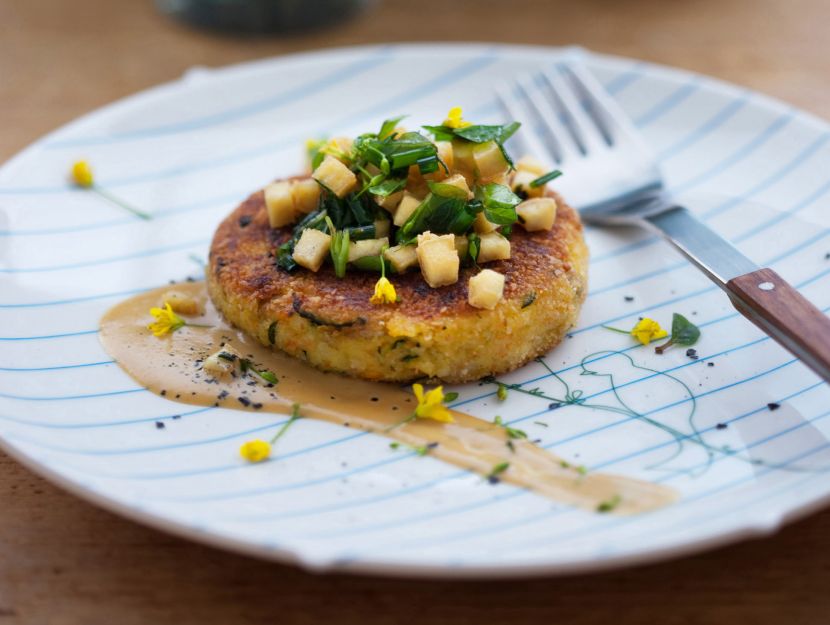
[99,282,676,515]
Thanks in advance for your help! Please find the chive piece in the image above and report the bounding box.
[487,461,510,483]
[521,292,537,308]
[597,494,622,513]
[529,169,563,188]
[442,391,459,403]
[497,383,508,401]
[257,370,278,385]
[267,322,277,345]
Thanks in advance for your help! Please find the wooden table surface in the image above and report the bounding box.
[2,0,830,623]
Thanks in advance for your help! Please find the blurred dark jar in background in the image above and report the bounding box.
[156,0,376,33]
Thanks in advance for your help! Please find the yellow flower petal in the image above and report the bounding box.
[147,302,186,337]
[443,106,473,129]
[630,318,668,346]
[370,276,398,305]
[71,160,94,188]
[412,383,454,423]
[240,439,271,463]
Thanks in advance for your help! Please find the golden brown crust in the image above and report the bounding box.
[207,177,588,383]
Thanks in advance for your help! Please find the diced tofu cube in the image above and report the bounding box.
[264,181,296,228]
[454,235,469,259]
[384,244,419,273]
[442,173,473,198]
[374,190,403,212]
[516,155,547,176]
[348,237,389,263]
[468,269,505,310]
[162,290,200,316]
[421,140,454,182]
[477,232,511,263]
[473,211,498,234]
[517,197,557,231]
[451,139,476,185]
[291,178,321,214]
[416,232,459,287]
[203,348,238,380]
[292,228,331,272]
[328,136,354,163]
[473,141,509,181]
[393,191,423,227]
[374,218,391,238]
[511,170,545,199]
[312,155,357,198]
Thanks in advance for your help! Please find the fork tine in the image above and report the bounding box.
[560,62,652,152]
[494,81,556,165]
[540,66,608,154]
[514,73,580,163]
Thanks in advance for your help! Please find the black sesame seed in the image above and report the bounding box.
[548,402,561,411]
[716,423,728,430]
[623,295,634,302]
[238,215,252,228]
[686,348,699,360]
[237,397,251,407]
[707,362,715,367]
[767,402,781,411]
[155,421,165,429]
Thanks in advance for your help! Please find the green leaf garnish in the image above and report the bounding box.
[655,313,701,354]
[378,115,407,140]
[476,183,521,226]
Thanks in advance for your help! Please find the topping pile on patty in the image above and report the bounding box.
[208,109,588,382]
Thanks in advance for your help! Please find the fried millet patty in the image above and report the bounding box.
[207,181,588,383]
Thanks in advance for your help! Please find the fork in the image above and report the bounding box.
[497,62,830,384]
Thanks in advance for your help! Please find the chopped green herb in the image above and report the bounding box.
[534,421,549,427]
[239,358,278,385]
[443,391,459,403]
[487,461,510,483]
[597,494,622,513]
[389,442,400,450]
[529,169,563,188]
[497,383,508,401]
[267,322,277,345]
[521,292,537,309]
[494,415,527,440]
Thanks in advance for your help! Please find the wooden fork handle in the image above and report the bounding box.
[727,268,830,384]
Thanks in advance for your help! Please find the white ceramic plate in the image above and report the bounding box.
[1,44,829,578]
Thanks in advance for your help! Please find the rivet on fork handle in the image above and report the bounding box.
[727,268,830,384]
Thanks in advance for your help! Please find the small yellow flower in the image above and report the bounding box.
[412,383,454,423]
[370,276,398,305]
[147,302,186,337]
[444,106,472,129]
[71,160,94,188]
[630,317,668,346]
[240,439,271,463]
